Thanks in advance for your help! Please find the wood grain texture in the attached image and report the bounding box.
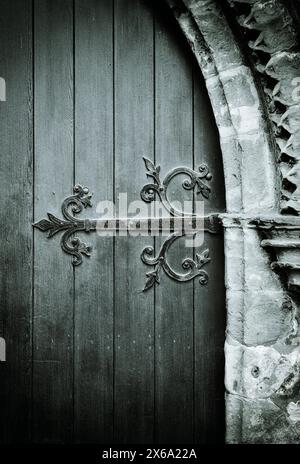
[0,0,33,444]
[33,0,74,443]
[114,0,155,444]
[154,8,194,443]
[193,64,226,444]
[74,0,114,443]
[0,0,226,444]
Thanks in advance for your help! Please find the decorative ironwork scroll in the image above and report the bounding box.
[34,158,218,291]
[141,233,211,292]
[140,157,212,217]
[34,184,95,266]
[140,158,214,290]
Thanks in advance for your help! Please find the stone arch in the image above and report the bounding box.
[166,0,279,214]
[164,0,300,444]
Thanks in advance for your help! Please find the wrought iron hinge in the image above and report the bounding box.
[34,158,220,291]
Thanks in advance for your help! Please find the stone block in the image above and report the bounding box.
[226,393,300,443]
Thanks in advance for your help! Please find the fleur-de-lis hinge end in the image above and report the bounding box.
[33,184,95,266]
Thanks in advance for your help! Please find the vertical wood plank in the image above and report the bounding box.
[114,0,155,444]
[0,0,33,443]
[193,64,226,444]
[0,0,227,445]
[74,0,114,443]
[33,0,74,443]
[154,9,194,443]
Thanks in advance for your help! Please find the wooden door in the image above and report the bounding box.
[0,0,225,444]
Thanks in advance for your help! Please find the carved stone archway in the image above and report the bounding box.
[165,0,300,444]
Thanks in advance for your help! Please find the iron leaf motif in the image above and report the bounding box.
[144,269,161,292]
[34,213,70,238]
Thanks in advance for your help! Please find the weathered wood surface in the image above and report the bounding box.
[114,0,155,444]
[33,0,74,443]
[74,0,114,443]
[0,0,33,444]
[154,9,194,443]
[0,0,225,444]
